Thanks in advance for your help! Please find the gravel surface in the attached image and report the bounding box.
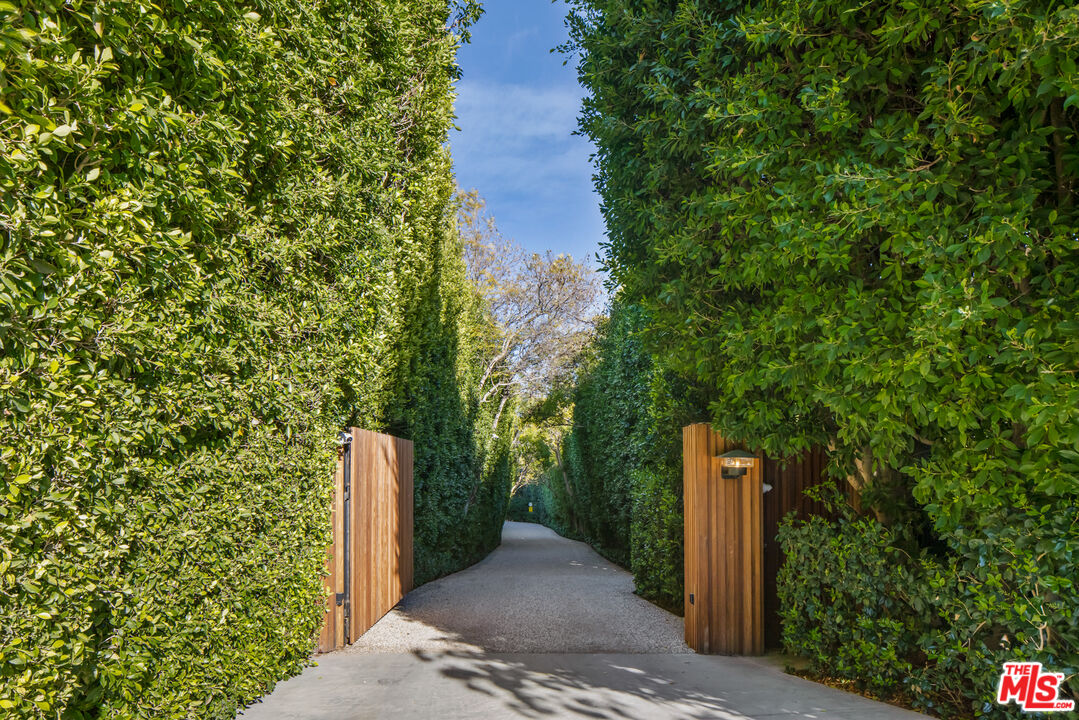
[349,521,689,654]
[241,522,927,719]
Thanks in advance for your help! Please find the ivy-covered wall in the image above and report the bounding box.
[0,1,504,718]
[566,0,1078,716]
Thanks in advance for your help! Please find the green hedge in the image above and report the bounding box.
[0,1,502,718]
[550,303,706,612]
[506,482,551,525]
[779,514,1077,718]
[567,0,1078,714]
[778,516,940,700]
[385,227,517,584]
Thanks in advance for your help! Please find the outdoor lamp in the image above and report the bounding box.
[718,449,756,479]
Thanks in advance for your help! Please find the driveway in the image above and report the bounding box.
[240,522,925,719]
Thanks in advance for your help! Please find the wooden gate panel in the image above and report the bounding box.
[319,428,413,652]
[317,453,346,652]
[683,425,764,655]
[396,436,414,600]
[685,423,847,655]
[682,423,702,651]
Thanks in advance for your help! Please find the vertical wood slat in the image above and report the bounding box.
[353,429,374,642]
[700,424,713,652]
[761,445,843,649]
[712,432,725,654]
[683,424,764,655]
[683,426,697,650]
[333,450,345,649]
[683,425,698,650]
[319,428,413,652]
[397,437,414,596]
[317,451,345,653]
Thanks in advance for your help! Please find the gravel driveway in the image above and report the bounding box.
[240,522,927,719]
[350,521,688,654]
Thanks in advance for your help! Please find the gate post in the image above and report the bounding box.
[683,424,764,655]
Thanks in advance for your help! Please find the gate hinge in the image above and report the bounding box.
[335,593,346,606]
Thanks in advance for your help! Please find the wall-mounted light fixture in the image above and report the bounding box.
[718,449,757,479]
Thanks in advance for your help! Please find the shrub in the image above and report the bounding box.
[779,513,1078,717]
[629,467,683,611]
[778,516,937,697]
[0,1,498,717]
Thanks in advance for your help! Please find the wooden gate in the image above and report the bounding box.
[683,424,844,655]
[318,428,413,652]
[683,424,764,655]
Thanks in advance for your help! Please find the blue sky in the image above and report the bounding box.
[451,0,604,267]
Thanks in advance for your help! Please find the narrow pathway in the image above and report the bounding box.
[350,521,686,654]
[240,522,925,719]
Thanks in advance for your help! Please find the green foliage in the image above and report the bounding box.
[628,467,684,611]
[913,512,1078,717]
[385,228,517,584]
[778,516,938,699]
[0,1,500,717]
[779,515,1077,718]
[568,0,1079,713]
[535,465,576,539]
[551,303,706,612]
[506,482,551,525]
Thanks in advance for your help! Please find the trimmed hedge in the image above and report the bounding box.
[567,0,1078,714]
[779,514,1077,718]
[505,481,551,525]
[384,226,517,584]
[0,1,504,718]
[778,516,940,700]
[548,303,707,612]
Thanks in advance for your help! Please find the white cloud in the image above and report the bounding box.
[450,79,605,259]
[452,80,594,192]
[454,80,583,144]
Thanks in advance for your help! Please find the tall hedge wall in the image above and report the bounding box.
[567,0,1078,715]
[383,225,517,585]
[550,303,707,613]
[505,481,551,525]
[0,1,505,718]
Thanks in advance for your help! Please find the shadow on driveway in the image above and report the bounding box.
[239,523,926,719]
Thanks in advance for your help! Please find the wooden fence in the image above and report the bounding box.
[318,428,413,653]
[761,447,841,648]
[683,424,846,655]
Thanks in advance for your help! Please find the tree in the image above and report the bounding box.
[456,190,601,435]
